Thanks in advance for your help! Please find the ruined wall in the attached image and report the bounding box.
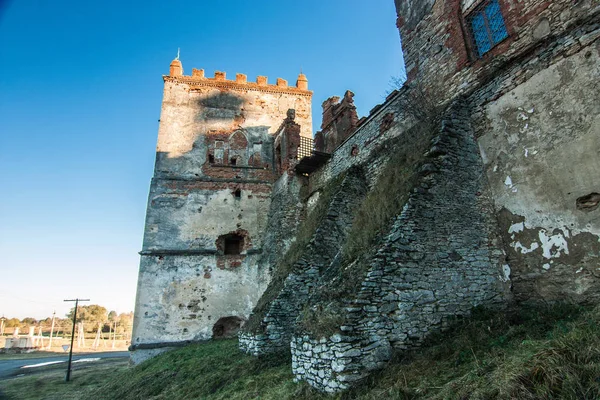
[395,0,598,99]
[394,0,600,306]
[239,171,368,355]
[291,100,509,392]
[131,60,313,363]
[309,88,415,192]
[314,91,359,154]
[472,32,600,304]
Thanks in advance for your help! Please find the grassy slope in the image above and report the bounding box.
[2,304,599,400]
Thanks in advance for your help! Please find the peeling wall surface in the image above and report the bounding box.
[131,62,313,363]
[476,44,600,303]
[396,0,598,100]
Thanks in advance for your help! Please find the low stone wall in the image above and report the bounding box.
[291,100,510,391]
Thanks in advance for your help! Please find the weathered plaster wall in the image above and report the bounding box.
[475,42,600,303]
[156,72,312,179]
[132,252,268,347]
[131,62,313,363]
[141,180,271,252]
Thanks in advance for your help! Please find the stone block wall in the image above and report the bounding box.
[290,100,509,392]
[239,170,368,355]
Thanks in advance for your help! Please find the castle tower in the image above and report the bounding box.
[130,57,312,363]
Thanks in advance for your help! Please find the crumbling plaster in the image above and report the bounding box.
[477,44,600,302]
[143,184,271,251]
[133,253,269,342]
[155,81,311,177]
[131,66,312,364]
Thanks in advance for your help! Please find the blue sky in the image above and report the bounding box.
[0,0,404,319]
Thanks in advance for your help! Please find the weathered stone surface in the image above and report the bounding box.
[131,63,313,364]
[239,169,368,354]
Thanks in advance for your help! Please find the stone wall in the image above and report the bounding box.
[291,100,509,392]
[239,170,368,355]
[395,0,599,101]
[309,88,415,193]
[257,173,307,279]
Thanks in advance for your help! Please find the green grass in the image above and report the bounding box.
[2,304,599,400]
[342,123,434,262]
[0,359,127,400]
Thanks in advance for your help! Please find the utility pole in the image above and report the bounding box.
[48,311,56,350]
[64,298,89,382]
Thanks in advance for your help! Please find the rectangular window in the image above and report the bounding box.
[468,0,508,57]
[224,237,242,255]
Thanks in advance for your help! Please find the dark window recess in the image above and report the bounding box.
[230,157,237,166]
[212,316,245,339]
[234,189,241,199]
[224,236,242,255]
[468,0,508,57]
[208,154,215,163]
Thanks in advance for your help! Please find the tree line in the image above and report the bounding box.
[2,305,133,334]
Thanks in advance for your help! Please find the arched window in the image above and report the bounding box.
[212,316,245,339]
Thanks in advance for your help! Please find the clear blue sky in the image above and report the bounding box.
[0,0,404,320]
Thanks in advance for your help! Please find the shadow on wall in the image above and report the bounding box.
[155,90,280,173]
[197,92,246,122]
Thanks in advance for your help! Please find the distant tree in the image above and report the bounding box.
[66,304,108,326]
[108,310,117,322]
[21,317,37,326]
[116,312,134,338]
[5,318,20,328]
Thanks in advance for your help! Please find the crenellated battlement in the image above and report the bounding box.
[165,58,311,96]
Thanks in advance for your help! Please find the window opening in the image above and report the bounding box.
[468,0,508,57]
[234,189,241,199]
[224,236,242,255]
[212,316,245,339]
[230,157,237,166]
[208,154,215,163]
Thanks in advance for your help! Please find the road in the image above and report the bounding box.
[0,351,129,379]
